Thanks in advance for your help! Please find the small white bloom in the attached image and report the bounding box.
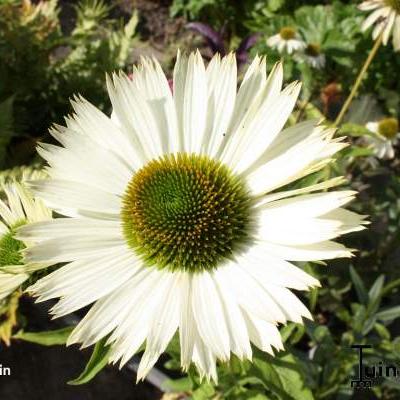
[359,0,400,51]
[267,27,306,54]
[0,172,52,301]
[365,117,400,159]
[297,43,326,69]
[22,52,366,383]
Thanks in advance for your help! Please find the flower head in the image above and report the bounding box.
[0,172,52,301]
[21,51,367,382]
[365,117,400,158]
[359,0,400,51]
[298,43,326,69]
[267,26,306,54]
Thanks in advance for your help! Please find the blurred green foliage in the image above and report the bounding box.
[2,0,400,399]
[0,0,137,168]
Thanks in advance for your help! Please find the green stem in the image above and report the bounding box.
[334,32,384,127]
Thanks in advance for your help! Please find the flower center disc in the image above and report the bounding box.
[306,43,321,57]
[378,117,398,139]
[0,223,26,267]
[280,27,296,40]
[121,153,253,273]
[386,0,400,13]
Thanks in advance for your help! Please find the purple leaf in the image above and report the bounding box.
[186,22,226,55]
[236,33,261,68]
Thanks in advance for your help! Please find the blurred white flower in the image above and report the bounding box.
[297,43,326,69]
[0,173,52,301]
[21,52,366,383]
[267,27,306,54]
[365,117,400,159]
[359,0,400,51]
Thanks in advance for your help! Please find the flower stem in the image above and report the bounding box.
[334,32,384,127]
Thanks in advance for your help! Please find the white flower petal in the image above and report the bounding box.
[29,179,121,216]
[236,244,320,290]
[29,249,140,317]
[202,53,237,158]
[257,191,356,218]
[0,272,28,301]
[136,272,182,381]
[242,310,283,353]
[256,240,353,261]
[106,73,164,161]
[68,267,156,348]
[221,263,287,323]
[131,57,179,153]
[191,272,231,360]
[182,51,208,153]
[213,269,252,360]
[24,236,126,263]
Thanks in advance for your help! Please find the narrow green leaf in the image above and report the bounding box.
[367,275,385,315]
[338,123,373,137]
[280,323,298,343]
[368,275,385,303]
[13,326,74,346]
[68,337,111,385]
[376,306,400,322]
[374,323,391,340]
[349,266,368,305]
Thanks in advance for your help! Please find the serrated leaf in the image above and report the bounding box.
[68,337,111,385]
[251,353,314,400]
[192,382,216,400]
[13,326,74,346]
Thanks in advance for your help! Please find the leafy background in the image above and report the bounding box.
[1,0,400,399]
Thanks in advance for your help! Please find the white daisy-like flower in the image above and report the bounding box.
[359,0,400,51]
[19,52,366,383]
[298,43,326,69]
[266,27,306,55]
[0,174,52,301]
[365,117,400,159]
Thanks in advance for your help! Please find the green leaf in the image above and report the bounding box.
[13,326,74,346]
[349,266,369,305]
[367,275,385,315]
[68,337,111,385]
[339,123,373,137]
[192,382,215,400]
[374,323,391,340]
[245,394,270,400]
[163,377,193,392]
[342,146,373,158]
[376,306,400,322]
[280,323,298,343]
[251,353,314,400]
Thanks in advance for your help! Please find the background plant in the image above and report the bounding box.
[1,0,400,399]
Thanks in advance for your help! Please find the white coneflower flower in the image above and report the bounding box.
[20,52,366,382]
[0,175,52,301]
[365,117,400,159]
[298,43,326,69]
[359,0,400,50]
[266,27,306,54]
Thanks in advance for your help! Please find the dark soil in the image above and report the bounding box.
[0,298,163,400]
[0,342,161,400]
